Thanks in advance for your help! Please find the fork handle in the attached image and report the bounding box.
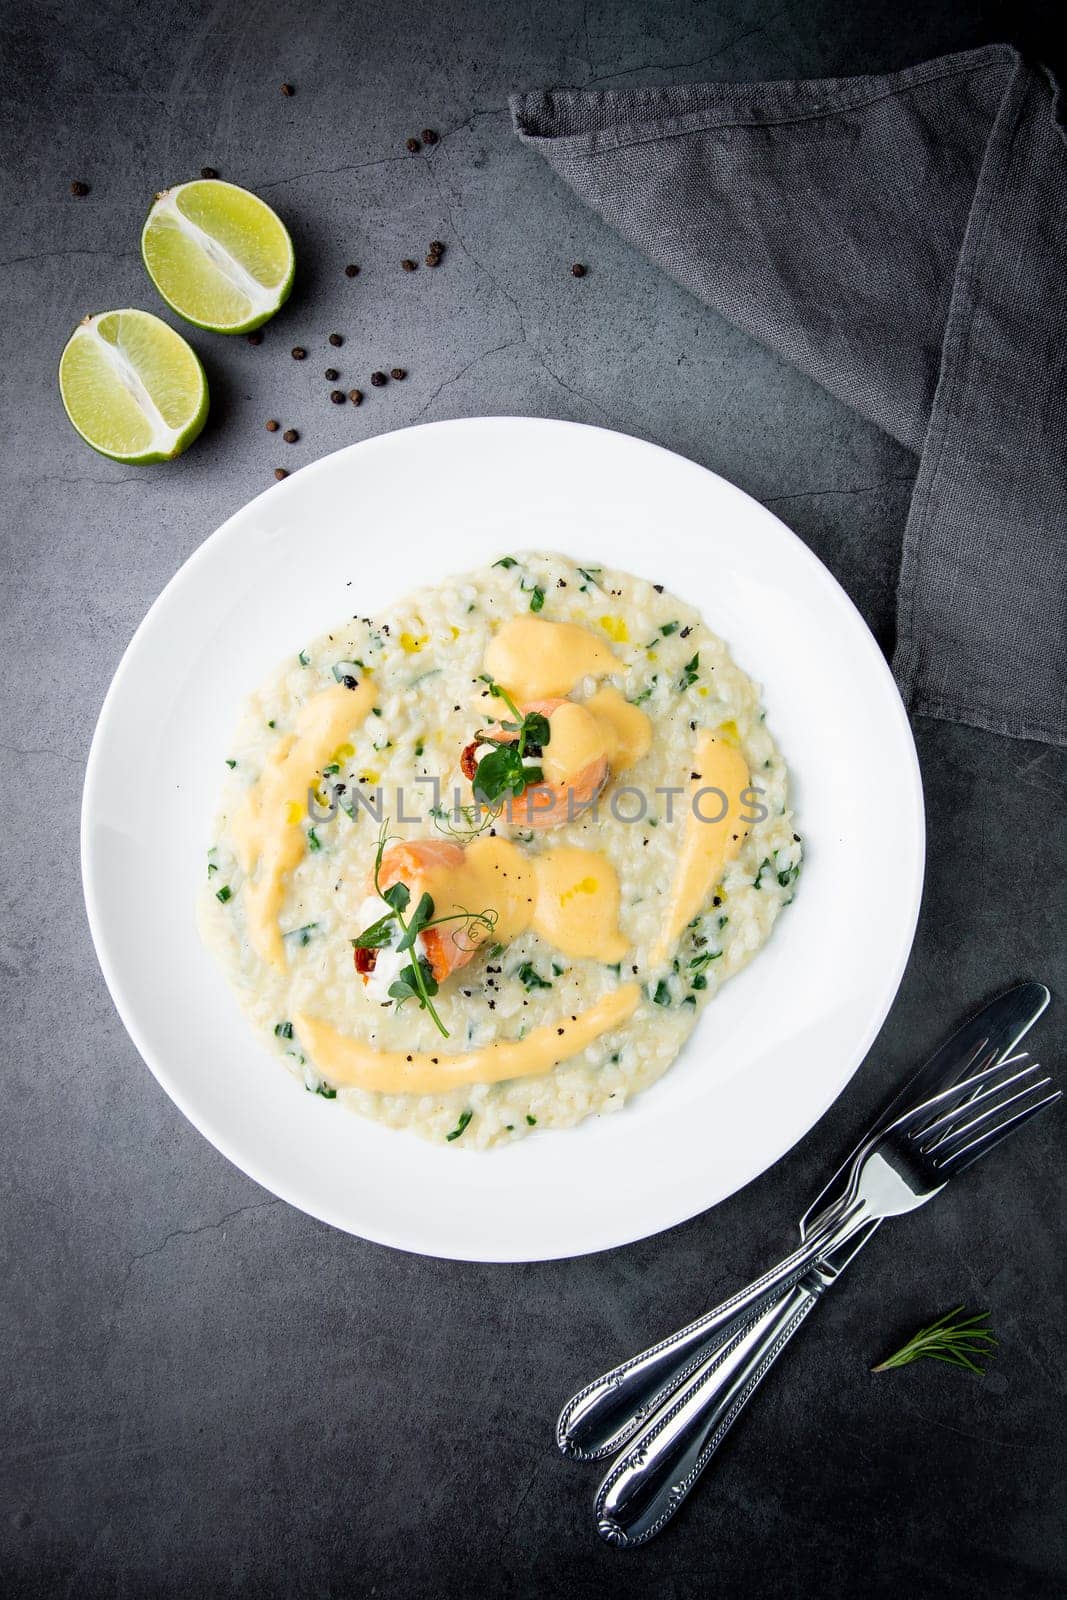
[557,1201,865,1462]
[594,1266,829,1547]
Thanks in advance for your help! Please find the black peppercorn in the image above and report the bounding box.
[370,371,387,387]
[201,166,219,179]
[344,263,360,277]
[329,389,345,404]
[281,82,295,96]
[406,136,421,152]
[571,262,587,277]
[328,332,343,347]
[390,367,406,381]
[265,419,280,432]
[349,389,363,405]
[283,428,299,443]
[429,241,445,254]
[401,258,417,272]
[247,330,263,346]
[69,180,90,197]
[291,346,306,360]
[274,467,289,480]
[324,367,339,381]
[421,129,439,145]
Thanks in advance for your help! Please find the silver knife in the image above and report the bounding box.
[557,981,1050,1463]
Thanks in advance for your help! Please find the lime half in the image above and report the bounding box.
[59,309,209,464]
[141,179,294,334]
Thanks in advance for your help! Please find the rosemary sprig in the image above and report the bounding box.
[872,1307,998,1375]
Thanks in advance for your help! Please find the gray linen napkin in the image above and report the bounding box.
[512,45,1066,746]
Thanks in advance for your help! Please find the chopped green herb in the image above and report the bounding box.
[307,827,322,852]
[284,922,317,947]
[486,943,506,960]
[528,584,545,613]
[298,650,310,667]
[660,621,680,635]
[632,679,657,705]
[753,859,772,890]
[446,1109,474,1141]
[414,741,424,757]
[517,962,552,991]
[322,763,339,776]
[207,862,218,877]
[678,653,700,690]
[525,1114,537,1126]
[651,979,671,1006]
[577,567,601,588]
[267,719,276,729]
[314,1082,337,1099]
[225,758,236,769]
[274,1021,294,1040]
[493,556,518,569]
[682,995,697,1006]
[216,885,233,903]
[551,962,565,977]
[371,706,383,718]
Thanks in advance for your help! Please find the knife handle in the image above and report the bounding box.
[593,1270,826,1547]
[557,1204,867,1462]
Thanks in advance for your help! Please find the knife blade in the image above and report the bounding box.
[799,980,1050,1237]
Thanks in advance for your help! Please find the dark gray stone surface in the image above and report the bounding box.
[1,2,1063,1595]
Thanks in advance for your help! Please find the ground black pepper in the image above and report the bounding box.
[328,332,343,347]
[283,428,299,443]
[341,674,357,689]
[571,262,587,277]
[370,371,387,386]
[291,346,306,360]
[274,467,288,480]
[349,389,363,405]
[265,419,280,432]
[200,166,219,179]
[329,389,345,404]
[69,180,89,197]
[401,258,417,272]
[390,367,406,381]
[324,367,339,381]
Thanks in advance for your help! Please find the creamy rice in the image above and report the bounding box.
[199,553,802,1146]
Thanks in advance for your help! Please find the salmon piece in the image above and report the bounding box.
[488,698,608,831]
[375,838,475,983]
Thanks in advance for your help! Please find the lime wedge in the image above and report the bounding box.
[59,309,209,464]
[141,179,294,333]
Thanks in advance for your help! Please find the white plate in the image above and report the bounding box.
[82,418,924,1262]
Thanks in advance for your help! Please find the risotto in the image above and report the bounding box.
[198,552,802,1146]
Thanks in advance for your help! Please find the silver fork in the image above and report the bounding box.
[590,1050,1059,1547]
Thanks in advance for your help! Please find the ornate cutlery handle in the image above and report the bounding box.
[594,1267,828,1547]
[557,1203,863,1462]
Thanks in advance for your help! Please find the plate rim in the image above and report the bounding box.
[81,416,925,1261]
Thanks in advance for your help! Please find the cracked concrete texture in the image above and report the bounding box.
[1,2,1064,1596]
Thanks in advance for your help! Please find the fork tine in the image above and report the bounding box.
[915,1060,1048,1149]
[920,1069,1053,1157]
[935,1088,1062,1174]
[894,1046,1007,1136]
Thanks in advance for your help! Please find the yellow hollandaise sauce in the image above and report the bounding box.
[394,835,630,965]
[230,680,376,970]
[650,730,751,966]
[294,984,640,1094]
[540,686,651,788]
[484,615,621,700]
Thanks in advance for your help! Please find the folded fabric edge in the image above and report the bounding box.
[509,43,1013,155]
[908,697,1067,748]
